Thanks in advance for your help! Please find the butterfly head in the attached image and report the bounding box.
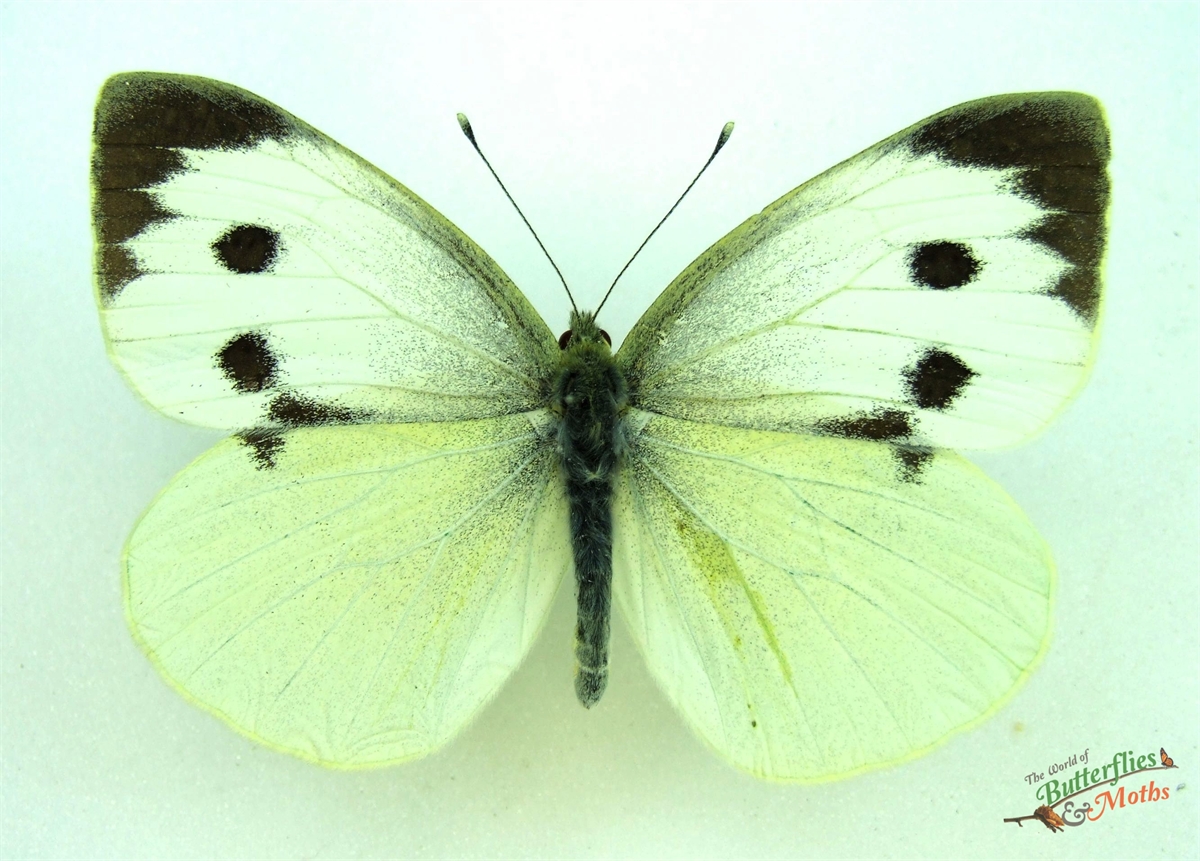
[558,310,612,352]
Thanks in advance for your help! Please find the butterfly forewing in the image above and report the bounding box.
[92,73,557,432]
[617,93,1109,451]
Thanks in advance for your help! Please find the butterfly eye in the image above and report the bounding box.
[599,329,612,346]
[558,330,573,350]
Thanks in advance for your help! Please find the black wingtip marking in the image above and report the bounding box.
[93,144,188,193]
[92,189,174,246]
[909,241,981,290]
[815,408,913,441]
[217,331,280,393]
[236,428,285,470]
[1023,212,1105,323]
[213,224,280,274]
[894,447,934,483]
[907,93,1109,326]
[904,348,976,411]
[95,244,144,304]
[91,188,175,303]
[908,93,1109,173]
[95,73,291,152]
[268,392,363,426]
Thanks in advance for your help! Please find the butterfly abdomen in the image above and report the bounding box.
[553,311,628,707]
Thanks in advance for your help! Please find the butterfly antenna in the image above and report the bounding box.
[594,121,735,317]
[457,113,578,313]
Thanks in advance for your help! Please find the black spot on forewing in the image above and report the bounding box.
[213,225,280,274]
[268,392,363,426]
[904,348,976,411]
[893,446,933,483]
[217,331,279,393]
[92,74,296,302]
[908,241,980,290]
[907,93,1109,325]
[815,408,912,441]
[236,428,285,470]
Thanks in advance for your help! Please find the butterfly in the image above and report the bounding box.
[1161,748,1175,768]
[92,73,1109,781]
[1033,805,1065,833]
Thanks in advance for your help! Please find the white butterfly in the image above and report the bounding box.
[92,74,1108,780]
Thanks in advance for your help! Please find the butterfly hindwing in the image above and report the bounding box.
[123,413,569,767]
[617,93,1109,451]
[613,411,1052,781]
[93,73,557,434]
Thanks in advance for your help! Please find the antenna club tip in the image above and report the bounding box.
[715,121,735,152]
[457,113,476,143]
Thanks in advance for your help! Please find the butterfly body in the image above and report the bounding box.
[92,74,1109,779]
[552,310,628,705]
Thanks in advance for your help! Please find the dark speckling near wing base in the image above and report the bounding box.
[908,93,1109,324]
[91,73,296,303]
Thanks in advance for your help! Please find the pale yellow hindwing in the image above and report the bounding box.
[124,414,570,767]
[613,411,1052,781]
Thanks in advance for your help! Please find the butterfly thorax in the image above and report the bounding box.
[551,310,628,707]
